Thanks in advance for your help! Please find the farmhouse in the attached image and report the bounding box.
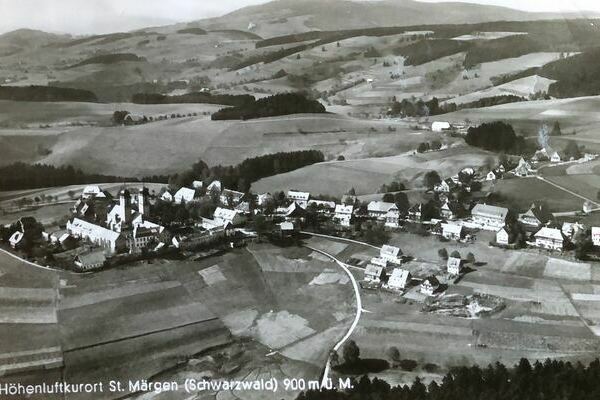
[8,231,25,249]
[206,180,222,193]
[367,201,398,219]
[471,204,509,230]
[82,185,111,200]
[434,179,455,193]
[380,244,402,264]
[363,264,385,284]
[447,256,462,276]
[192,180,203,189]
[421,276,440,296]
[518,203,551,227]
[496,226,514,246]
[592,227,600,247]
[213,207,244,227]
[442,223,463,240]
[160,191,174,202]
[257,193,273,206]
[486,171,497,181]
[563,222,584,241]
[441,201,464,220]
[408,203,423,221]
[334,204,354,226]
[533,227,564,251]
[279,202,307,219]
[174,187,198,204]
[220,189,245,206]
[131,226,161,252]
[385,208,401,228]
[386,268,411,291]
[74,250,106,271]
[287,190,310,208]
[432,121,451,132]
[511,158,534,177]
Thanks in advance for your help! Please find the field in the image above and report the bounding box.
[490,177,584,212]
[252,145,494,196]
[302,233,600,387]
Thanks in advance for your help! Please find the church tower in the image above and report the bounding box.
[118,188,132,230]
[138,187,149,217]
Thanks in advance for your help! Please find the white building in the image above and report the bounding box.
[8,231,25,248]
[471,204,509,230]
[592,227,600,247]
[421,276,440,296]
[533,227,564,251]
[287,190,310,208]
[220,189,245,206]
[206,180,222,193]
[379,244,402,265]
[442,223,463,240]
[334,204,354,226]
[385,208,401,228]
[447,257,462,275]
[432,121,451,132]
[385,268,411,291]
[67,218,125,253]
[213,207,244,227]
[174,187,197,204]
[496,226,512,246]
[367,201,397,220]
[160,191,173,202]
[486,171,497,181]
[364,264,385,284]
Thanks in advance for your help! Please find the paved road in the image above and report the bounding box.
[304,245,363,389]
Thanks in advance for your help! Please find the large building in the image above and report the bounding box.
[471,204,509,230]
[533,227,564,251]
[334,204,354,226]
[287,190,310,208]
[67,218,126,253]
[367,201,397,220]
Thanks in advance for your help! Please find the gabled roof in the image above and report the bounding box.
[471,204,508,220]
[76,251,106,266]
[381,244,402,257]
[207,180,222,192]
[367,201,397,213]
[442,223,463,235]
[214,207,238,222]
[534,227,563,241]
[9,231,24,244]
[447,256,461,268]
[174,187,197,202]
[221,188,245,200]
[364,264,384,276]
[423,275,440,287]
[388,268,410,288]
[335,204,354,214]
[69,218,121,241]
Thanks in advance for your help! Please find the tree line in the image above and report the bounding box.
[131,92,254,107]
[211,93,326,120]
[0,85,97,102]
[0,163,166,190]
[297,358,600,400]
[168,150,325,192]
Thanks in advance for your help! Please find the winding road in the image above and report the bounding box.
[305,245,363,388]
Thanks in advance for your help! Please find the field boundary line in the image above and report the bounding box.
[300,231,380,250]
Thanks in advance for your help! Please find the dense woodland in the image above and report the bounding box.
[0,85,98,102]
[67,53,145,68]
[296,358,600,400]
[169,150,325,192]
[211,93,326,120]
[0,163,142,190]
[131,92,254,107]
[465,121,530,154]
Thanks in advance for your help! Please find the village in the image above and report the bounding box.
[3,133,600,314]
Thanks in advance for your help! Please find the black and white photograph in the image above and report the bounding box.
[2,0,600,398]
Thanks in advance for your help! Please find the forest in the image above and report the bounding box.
[296,358,600,400]
[211,93,326,120]
[465,121,530,154]
[0,85,98,102]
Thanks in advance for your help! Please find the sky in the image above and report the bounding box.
[0,0,599,35]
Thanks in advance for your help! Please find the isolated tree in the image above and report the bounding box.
[438,248,448,260]
[67,190,76,199]
[386,346,401,362]
[343,340,360,365]
[564,140,581,160]
[337,155,346,161]
[417,142,430,153]
[466,252,476,264]
[430,140,442,151]
[423,170,442,189]
[551,121,562,136]
[337,41,341,47]
[347,187,356,196]
[450,250,461,259]
[382,193,395,203]
[394,192,409,212]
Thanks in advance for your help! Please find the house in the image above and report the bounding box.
[496,226,514,246]
[160,191,174,202]
[174,187,197,204]
[533,227,564,251]
[385,208,401,228]
[421,276,440,296]
[8,231,25,249]
[440,201,464,220]
[367,201,397,219]
[592,227,600,247]
[234,201,251,215]
[408,203,423,221]
[486,171,497,181]
[432,121,451,132]
[518,203,552,227]
[363,264,385,284]
[441,223,463,240]
[220,189,245,206]
[131,225,161,252]
[213,207,244,227]
[334,204,354,227]
[434,179,454,193]
[447,257,462,276]
[67,218,126,253]
[497,164,506,173]
[380,244,402,265]
[192,180,203,189]
[74,251,106,271]
[278,202,307,219]
[511,158,533,177]
[386,268,411,291]
[279,221,296,238]
[563,222,584,241]
[257,193,273,207]
[287,190,310,208]
[206,180,222,193]
[471,204,509,230]
[550,151,561,163]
